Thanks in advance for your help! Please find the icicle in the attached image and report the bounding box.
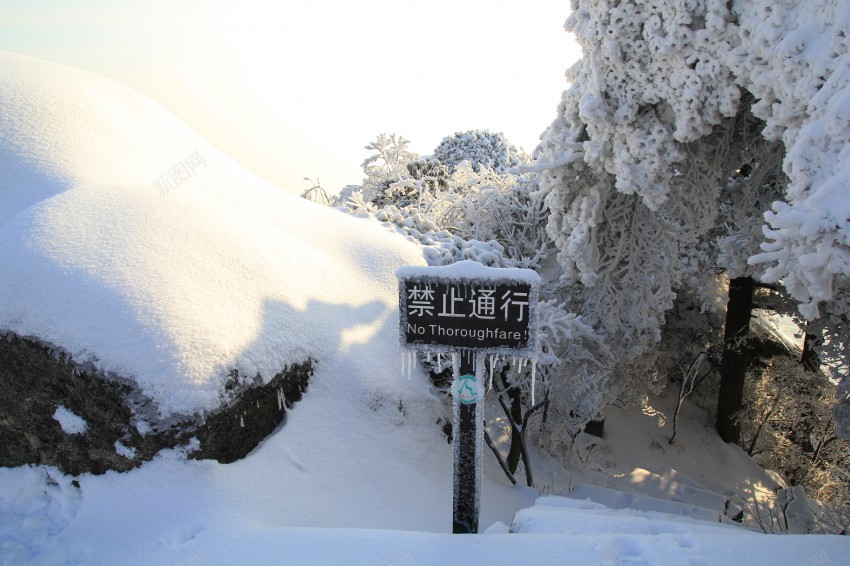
[530,358,537,406]
[437,352,442,373]
[488,355,496,391]
[514,356,526,374]
[475,352,484,386]
[401,351,412,380]
[406,351,414,380]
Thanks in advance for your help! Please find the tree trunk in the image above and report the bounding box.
[800,329,821,372]
[716,276,755,444]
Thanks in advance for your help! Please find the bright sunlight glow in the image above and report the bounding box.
[0,0,581,194]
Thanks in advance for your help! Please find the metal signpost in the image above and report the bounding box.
[397,262,539,534]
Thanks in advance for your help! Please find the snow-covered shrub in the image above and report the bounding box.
[376,159,451,209]
[430,162,554,271]
[339,195,513,268]
[432,130,530,174]
[534,299,611,426]
[346,133,554,271]
[359,133,420,205]
[300,178,336,207]
[356,135,450,210]
[460,296,614,479]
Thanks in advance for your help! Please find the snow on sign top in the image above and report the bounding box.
[397,260,541,356]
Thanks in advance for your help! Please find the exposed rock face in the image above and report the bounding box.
[0,333,311,475]
[190,367,311,464]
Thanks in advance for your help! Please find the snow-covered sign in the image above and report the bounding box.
[397,261,540,357]
[396,261,540,534]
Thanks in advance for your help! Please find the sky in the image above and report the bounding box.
[0,0,581,194]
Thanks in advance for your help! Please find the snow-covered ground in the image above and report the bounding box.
[1,53,848,564]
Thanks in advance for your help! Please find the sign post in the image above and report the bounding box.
[452,349,481,533]
[397,261,539,534]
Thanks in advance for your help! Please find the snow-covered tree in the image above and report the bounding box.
[535,0,849,433]
[433,130,530,174]
[730,1,850,435]
[535,0,741,368]
[359,133,420,205]
[734,1,850,321]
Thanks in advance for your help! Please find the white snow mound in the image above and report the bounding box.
[0,52,426,416]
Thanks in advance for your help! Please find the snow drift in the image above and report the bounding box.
[0,51,426,416]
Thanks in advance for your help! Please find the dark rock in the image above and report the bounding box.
[0,332,312,475]
[189,364,310,464]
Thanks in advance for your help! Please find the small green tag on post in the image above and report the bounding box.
[456,374,478,405]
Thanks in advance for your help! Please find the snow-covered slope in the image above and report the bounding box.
[0,53,541,560]
[0,51,427,415]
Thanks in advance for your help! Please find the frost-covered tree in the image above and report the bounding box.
[433,130,530,174]
[535,0,849,434]
[358,133,420,205]
[535,0,741,377]
[730,1,850,436]
[733,1,850,321]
